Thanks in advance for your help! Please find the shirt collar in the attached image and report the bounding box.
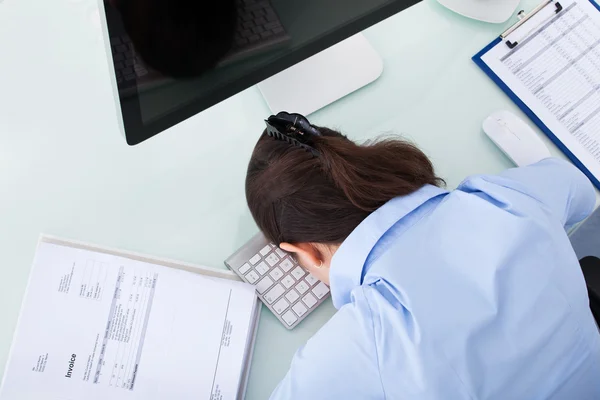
[329,184,448,309]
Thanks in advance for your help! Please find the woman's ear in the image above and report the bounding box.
[279,242,331,284]
[279,242,321,266]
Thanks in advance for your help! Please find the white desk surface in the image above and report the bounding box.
[0,0,593,398]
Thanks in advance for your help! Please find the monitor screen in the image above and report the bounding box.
[103,0,421,145]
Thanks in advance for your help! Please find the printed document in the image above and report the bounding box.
[0,239,258,400]
[482,0,600,179]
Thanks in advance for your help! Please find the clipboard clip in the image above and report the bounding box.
[502,0,564,49]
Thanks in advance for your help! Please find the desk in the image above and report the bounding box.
[0,0,587,398]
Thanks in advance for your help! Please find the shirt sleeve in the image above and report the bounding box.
[464,158,596,228]
[269,301,383,400]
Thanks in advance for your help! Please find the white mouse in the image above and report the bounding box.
[483,110,552,167]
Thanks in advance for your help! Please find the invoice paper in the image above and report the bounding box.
[0,239,258,400]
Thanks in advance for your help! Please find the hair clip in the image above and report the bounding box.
[265,112,321,156]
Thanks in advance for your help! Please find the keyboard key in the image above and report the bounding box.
[246,3,263,11]
[256,276,274,294]
[245,270,259,284]
[295,281,309,295]
[312,282,330,299]
[255,261,269,275]
[264,21,281,30]
[235,38,248,47]
[305,274,318,286]
[285,289,300,303]
[281,275,295,289]
[269,267,283,281]
[249,254,261,265]
[302,293,318,308]
[292,302,308,318]
[248,34,260,43]
[269,243,276,248]
[265,284,285,304]
[275,248,287,258]
[273,298,290,314]
[265,253,280,267]
[238,263,251,275]
[279,258,294,272]
[282,310,298,326]
[260,245,271,256]
[122,67,133,75]
[291,266,305,280]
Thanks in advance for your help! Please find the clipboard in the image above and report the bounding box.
[472,0,600,190]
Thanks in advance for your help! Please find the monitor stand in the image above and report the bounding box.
[257,33,383,116]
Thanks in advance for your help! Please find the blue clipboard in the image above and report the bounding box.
[472,0,600,190]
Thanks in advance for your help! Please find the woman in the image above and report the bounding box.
[246,113,600,399]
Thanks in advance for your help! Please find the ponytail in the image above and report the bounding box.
[313,134,443,212]
[246,127,443,245]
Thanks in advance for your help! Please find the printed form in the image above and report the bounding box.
[0,241,258,400]
[482,0,600,179]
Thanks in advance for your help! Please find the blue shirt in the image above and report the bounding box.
[271,158,600,400]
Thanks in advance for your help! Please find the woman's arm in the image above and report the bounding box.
[460,158,596,229]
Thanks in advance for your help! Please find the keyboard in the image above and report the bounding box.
[222,0,291,64]
[110,35,149,86]
[109,0,290,94]
[225,233,330,329]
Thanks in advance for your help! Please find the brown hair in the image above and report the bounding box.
[245,127,443,245]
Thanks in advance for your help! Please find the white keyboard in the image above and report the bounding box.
[225,233,330,329]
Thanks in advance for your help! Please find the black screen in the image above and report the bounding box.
[104,0,421,145]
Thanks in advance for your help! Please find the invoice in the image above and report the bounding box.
[0,237,259,400]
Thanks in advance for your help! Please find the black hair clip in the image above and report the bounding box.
[265,111,321,156]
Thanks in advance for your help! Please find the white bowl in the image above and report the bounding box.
[437,0,522,23]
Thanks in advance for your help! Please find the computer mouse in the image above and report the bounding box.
[483,110,552,167]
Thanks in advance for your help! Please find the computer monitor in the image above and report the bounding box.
[101,0,422,145]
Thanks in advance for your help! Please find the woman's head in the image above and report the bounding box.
[245,119,443,283]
